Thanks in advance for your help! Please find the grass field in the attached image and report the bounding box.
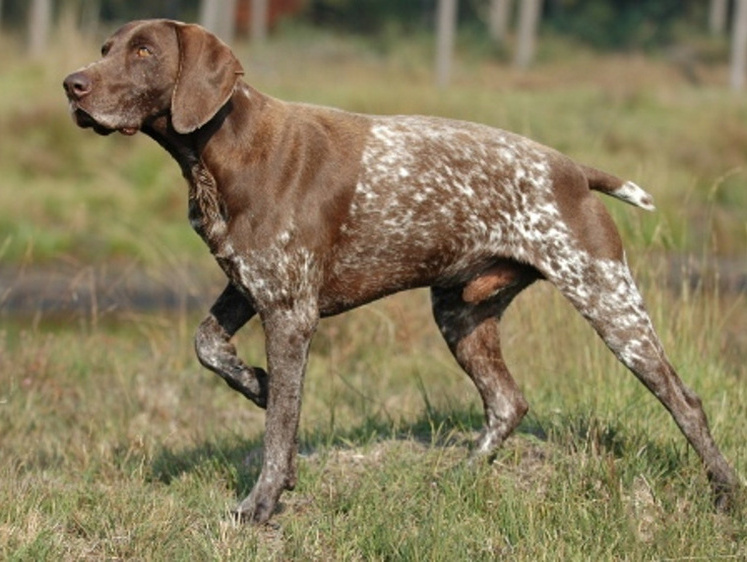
[1,23,746,560]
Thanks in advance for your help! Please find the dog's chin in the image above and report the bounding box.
[71,107,137,136]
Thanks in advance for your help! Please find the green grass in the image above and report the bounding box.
[1,23,746,560]
[1,282,745,559]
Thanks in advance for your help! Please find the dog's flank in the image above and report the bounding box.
[63,19,739,524]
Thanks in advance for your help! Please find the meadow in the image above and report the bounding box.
[0,22,746,559]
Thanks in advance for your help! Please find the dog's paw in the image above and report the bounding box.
[233,488,279,525]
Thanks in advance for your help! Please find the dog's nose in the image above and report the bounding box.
[63,71,92,100]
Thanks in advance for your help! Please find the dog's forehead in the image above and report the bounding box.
[102,19,175,52]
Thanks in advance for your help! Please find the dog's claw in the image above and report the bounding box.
[233,490,278,525]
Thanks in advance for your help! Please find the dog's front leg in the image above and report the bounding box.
[195,283,269,408]
[234,300,319,524]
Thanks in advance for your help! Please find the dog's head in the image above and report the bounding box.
[63,19,243,136]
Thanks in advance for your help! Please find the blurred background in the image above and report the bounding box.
[0,0,745,315]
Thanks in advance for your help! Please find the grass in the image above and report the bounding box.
[0,22,746,560]
[1,283,745,559]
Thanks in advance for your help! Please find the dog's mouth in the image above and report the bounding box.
[70,105,138,137]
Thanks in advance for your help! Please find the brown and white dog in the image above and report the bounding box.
[63,20,738,523]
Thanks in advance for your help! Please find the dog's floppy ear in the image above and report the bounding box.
[171,22,244,134]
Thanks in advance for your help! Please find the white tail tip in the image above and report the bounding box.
[615,181,656,211]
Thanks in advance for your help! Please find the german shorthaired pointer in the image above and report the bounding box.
[63,20,739,523]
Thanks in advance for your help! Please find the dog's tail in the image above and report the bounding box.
[580,164,656,211]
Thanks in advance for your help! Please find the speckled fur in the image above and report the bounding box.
[64,19,739,525]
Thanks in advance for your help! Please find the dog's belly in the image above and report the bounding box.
[318,220,511,316]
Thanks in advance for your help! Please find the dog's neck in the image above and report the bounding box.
[142,82,264,173]
[141,82,270,252]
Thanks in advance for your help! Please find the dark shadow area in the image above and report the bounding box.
[520,410,689,475]
[148,403,688,502]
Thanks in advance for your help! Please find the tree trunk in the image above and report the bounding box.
[709,0,729,35]
[251,0,268,44]
[200,0,218,33]
[28,0,52,58]
[435,0,457,88]
[200,0,237,44]
[80,0,101,35]
[514,0,541,68]
[488,0,513,44]
[731,0,747,90]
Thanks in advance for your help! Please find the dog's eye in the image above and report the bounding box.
[135,46,153,58]
[101,44,111,57]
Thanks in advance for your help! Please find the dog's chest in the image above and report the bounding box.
[187,162,231,253]
[185,162,315,307]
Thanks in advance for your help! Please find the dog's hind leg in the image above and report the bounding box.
[538,227,739,509]
[194,282,269,408]
[431,269,538,458]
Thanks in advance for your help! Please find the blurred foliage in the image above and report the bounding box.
[305,0,710,50]
[545,0,709,50]
[1,0,716,51]
[98,0,200,22]
[304,0,437,34]
[0,0,200,26]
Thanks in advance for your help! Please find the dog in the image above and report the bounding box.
[63,19,738,523]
